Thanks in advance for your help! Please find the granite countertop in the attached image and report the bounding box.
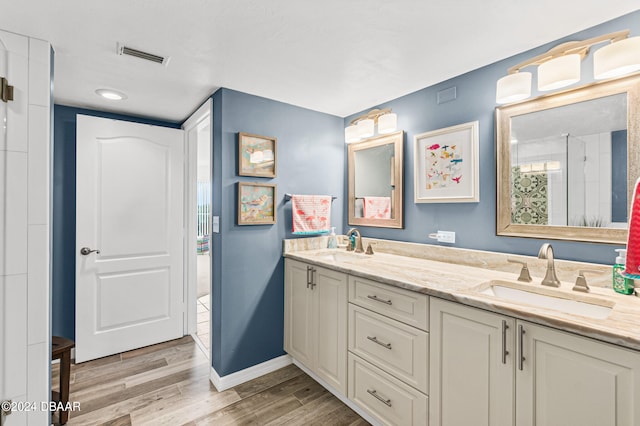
[284,247,640,352]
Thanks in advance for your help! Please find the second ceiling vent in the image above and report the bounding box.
[117,43,170,66]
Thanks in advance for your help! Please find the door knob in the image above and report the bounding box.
[80,247,101,256]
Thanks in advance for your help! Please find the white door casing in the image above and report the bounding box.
[0,35,7,407]
[76,115,184,363]
[182,99,212,337]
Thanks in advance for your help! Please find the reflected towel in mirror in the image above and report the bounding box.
[363,196,391,219]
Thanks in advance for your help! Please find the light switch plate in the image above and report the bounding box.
[212,216,220,233]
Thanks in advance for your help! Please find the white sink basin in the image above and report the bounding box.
[477,281,614,319]
[312,252,368,263]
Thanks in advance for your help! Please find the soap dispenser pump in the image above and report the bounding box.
[327,227,338,249]
[613,249,635,295]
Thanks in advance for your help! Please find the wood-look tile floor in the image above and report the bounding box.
[51,336,369,426]
[195,295,210,353]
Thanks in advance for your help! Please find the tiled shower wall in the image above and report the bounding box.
[0,29,52,425]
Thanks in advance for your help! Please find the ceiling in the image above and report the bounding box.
[0,1,638,123]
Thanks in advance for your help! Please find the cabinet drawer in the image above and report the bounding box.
[349,353,428,426]
[349,304,428,393]
[349,275,429,331]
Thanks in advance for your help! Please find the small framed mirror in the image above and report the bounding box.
[348,131,404,228]
[496,74,640,244]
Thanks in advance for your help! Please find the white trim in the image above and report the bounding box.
[210,354,293,392]
[292,359,383,426]
[182,99,213,358]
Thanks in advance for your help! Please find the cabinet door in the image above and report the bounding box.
[516,321,640,426]
[284,259,314,368]
[430,298,515,426]
[314,265,348,394]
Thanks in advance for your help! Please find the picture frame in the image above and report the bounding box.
[238,132,277,177]
[237,182,277,225]
[413,121,480,203]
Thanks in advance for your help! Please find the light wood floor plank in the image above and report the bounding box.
[232,363,305,399]
[53,337,368,426]
[101,414,132,426]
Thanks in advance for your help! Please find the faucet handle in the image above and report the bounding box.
[573,269,602,293]
[365,243,375,255]
[507,258,533,282]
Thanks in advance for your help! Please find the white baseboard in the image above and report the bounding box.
[210,354,293,392]
[291,359,382,426]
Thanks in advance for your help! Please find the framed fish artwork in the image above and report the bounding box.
[413,121,480,203]
[238,182,277,225]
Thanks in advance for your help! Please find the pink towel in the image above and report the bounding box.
[363,196,391,219]
[291,195,332,234]
[625,177,640,279]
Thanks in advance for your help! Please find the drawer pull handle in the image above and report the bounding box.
[518,324,526,371]
[367,336,392,350]
[367,295,392,305]
[501,320,509,365]
[367,389,392,407]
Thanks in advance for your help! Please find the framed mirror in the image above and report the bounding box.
[496,74,640,244]
[348,131,404,228]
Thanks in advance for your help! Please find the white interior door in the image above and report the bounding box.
[76,115,184,363]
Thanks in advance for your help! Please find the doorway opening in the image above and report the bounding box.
[183,100,213,359]
[195,141,211,354]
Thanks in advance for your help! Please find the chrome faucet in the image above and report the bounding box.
[538,243,560,287]
[346,228,364,253]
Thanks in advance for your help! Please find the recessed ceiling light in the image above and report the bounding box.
[95,89,127,100]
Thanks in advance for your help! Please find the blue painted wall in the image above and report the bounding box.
[210,88,344,376]
[52,105,180,339]
[343,10,640,265]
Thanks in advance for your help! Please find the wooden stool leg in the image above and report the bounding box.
[60,350,71,424]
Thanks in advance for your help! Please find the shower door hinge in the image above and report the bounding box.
[1,77,14,103]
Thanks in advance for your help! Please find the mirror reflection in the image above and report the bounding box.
[348,131,404,228]
[510,93,627,228]
[496,74,640,244]
[354,143,395,218]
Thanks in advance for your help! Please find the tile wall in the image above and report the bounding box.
[0,29,51,425]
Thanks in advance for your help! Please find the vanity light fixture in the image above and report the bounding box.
[344,108,397,143]
[95,88,128,101]
[496,29,640,104]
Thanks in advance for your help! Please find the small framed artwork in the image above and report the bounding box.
[414,121,480,203]
[238,182,277,225]
[238,132,277,177]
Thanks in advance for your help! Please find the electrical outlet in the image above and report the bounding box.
[437,230,455,244]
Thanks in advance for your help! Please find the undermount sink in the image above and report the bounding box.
[476,280,614,319]
[312,251,368,263]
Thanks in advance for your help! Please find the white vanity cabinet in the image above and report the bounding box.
[430,298,640,426]
[429,298,515,426]
[348,275,429,426]
[284,259,348,394]
[516,321,640,426]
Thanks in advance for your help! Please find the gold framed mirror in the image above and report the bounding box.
[348,131,404,228]
[496,74,640,244]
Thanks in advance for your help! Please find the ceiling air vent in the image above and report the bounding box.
[117,43,169,66]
